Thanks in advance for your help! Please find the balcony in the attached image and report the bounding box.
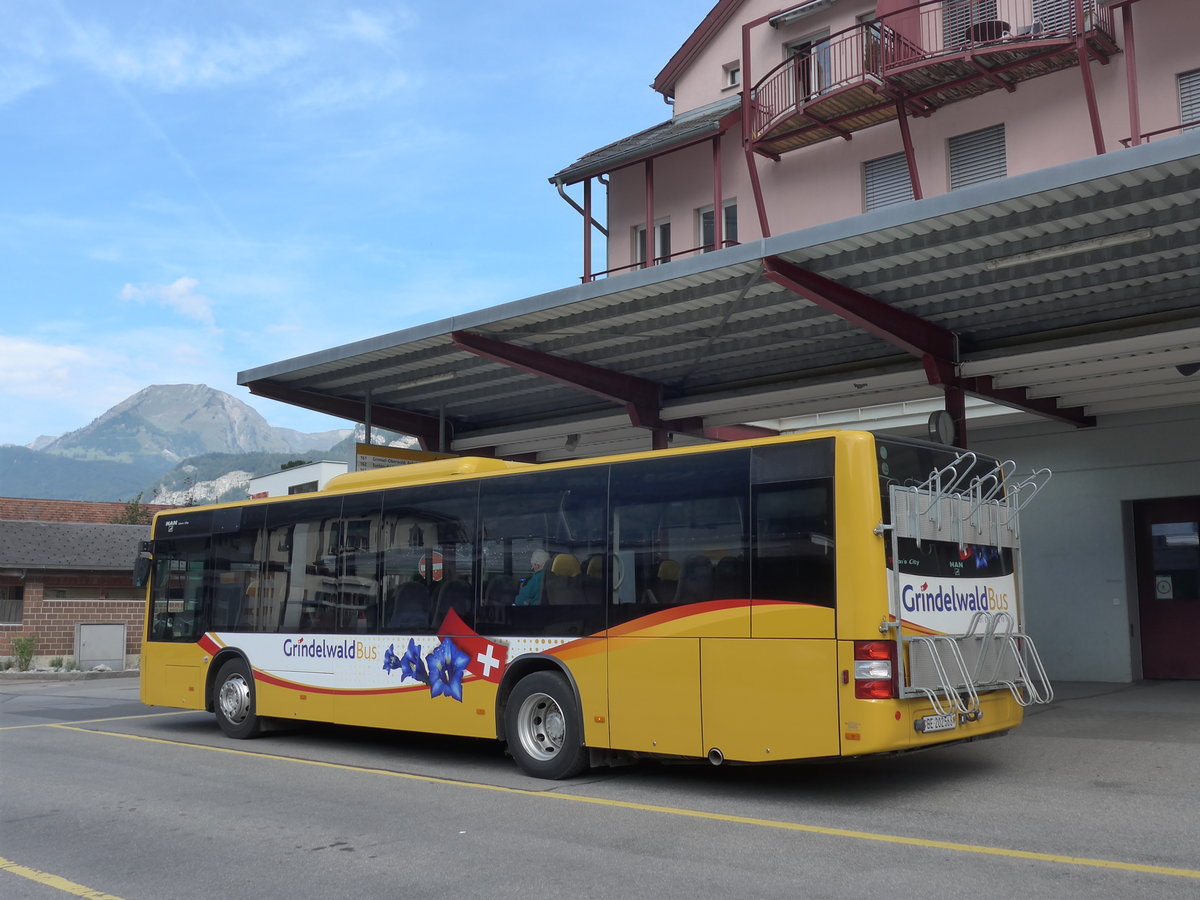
[749,0,1119,157]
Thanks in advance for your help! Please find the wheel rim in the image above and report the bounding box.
[515,691,566,761]
[218,673,251,725]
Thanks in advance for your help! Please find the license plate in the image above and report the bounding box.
[917,712,958,733]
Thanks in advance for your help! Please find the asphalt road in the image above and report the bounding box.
[1,675,1197,899]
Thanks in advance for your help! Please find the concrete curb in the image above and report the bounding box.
[0,669,141,683]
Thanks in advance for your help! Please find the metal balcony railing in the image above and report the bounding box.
[750,0,1115,145]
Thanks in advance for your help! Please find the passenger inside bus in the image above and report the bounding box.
[514,549,550,605]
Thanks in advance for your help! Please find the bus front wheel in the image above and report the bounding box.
[505,671,588,779]
[214,659,262,739]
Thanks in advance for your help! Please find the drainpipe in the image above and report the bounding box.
[554,178,610,282]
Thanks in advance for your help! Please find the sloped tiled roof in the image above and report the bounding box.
[550,96,741,185]
[0,521,148,570]
[0,497,171,524]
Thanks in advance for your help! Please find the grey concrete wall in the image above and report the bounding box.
[973,404,1200,682]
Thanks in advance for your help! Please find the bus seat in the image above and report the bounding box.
[484,574,518,607]
[643,559,679,604]
[675,555,714,605]
[431,578,474,627]
[544,554,583,605]
[583,554,605,604]
[386,581,429,631]
[713,555,746,599]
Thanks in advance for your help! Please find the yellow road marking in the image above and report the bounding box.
[47,724,1200,882]
[0,710,194,731]
[0,856,125,899]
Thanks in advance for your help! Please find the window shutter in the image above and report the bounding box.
[943,0,998,46]
[949,124,1006,190]
[1181,69,1200,131]
[864,152,915,211]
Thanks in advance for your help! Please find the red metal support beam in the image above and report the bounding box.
[744,144,772,238]
[967,56,1016,93]
[451,331,778,445]
[583,178,593,281]
[452,330,662,420]
[712,136,723,250]
[895,99,923,201]
[763,257,1095,431]
[1122,2,1141,147]
[763,256,957,364]
[1076,0,1106,154]
[242,381,450,452]
[644,158,655,266]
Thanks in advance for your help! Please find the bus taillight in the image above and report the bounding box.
[853,640,897,700]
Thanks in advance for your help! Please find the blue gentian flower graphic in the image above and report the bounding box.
[974,546,999,568]
[400,638,428,684]
[382,643,401,675]
[425,637,470,702]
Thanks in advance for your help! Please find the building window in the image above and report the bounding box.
[0,586,24,624]
[634,220,672,266]
[698,202,738,252]
[288,481,319,495]
[948,124,1006,190]
[786,32,832,102]
[723,61,741,89]
[864,152,915,211]
[1181,69,1200,131]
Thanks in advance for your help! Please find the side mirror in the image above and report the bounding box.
[133,556,152,589]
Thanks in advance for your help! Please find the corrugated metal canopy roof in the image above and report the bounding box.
[240,133,1200,461]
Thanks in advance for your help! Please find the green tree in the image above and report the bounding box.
[110,492,152,524]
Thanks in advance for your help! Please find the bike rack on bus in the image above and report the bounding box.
[882,454,1054,719]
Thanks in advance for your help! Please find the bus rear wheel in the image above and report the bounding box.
[214,659,262,739]
[505,671,588,779]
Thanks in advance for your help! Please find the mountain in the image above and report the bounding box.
[0,445,172,502]
[40,384,349,464]
[1,385,354,502]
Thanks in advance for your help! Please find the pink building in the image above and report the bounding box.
[553,0,1196,280]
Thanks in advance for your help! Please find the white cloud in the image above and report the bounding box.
[0,5,418,97]
[120,276,216,327]
[327,9,410,46]
[285,68,415,113]
[94,28,310,91]
[0,61,49,105]
[0,335,96,394]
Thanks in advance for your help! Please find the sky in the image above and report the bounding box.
[0,0,706,445]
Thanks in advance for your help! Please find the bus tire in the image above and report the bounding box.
[214,658,262,739]
[505,671,588,779]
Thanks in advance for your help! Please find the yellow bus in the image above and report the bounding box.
[137,430,1051,778]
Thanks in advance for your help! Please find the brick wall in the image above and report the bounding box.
[0,572,144,667]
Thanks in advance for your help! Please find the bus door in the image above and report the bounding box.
[711,446,840,763]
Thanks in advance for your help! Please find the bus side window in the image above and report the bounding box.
[752,481,836,607]
[610,448,751,624]
[379,482,477,635]
[479,467,607,638]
